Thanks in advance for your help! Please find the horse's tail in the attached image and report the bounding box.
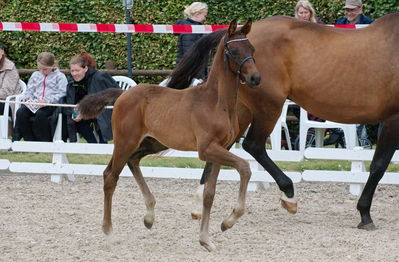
[167,28,227,90]
[77,88,124,119]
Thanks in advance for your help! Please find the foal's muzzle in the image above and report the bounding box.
[245,73,261,88]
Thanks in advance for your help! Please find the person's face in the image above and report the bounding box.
[345,6,363,23]
[297,7,311,21]
[38,63,54,76]
[192,9,208,23]
[70,63,88,82]
[0,48,4,58]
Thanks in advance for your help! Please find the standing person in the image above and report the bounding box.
[0,42,21,135]
[14,52,67,142]
[337,0,373,148]
[295,0,325,24]
[336,0,373,25]
[175,2,208,82]
[63,51,119,143]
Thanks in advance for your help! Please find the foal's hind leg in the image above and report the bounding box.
[357,115,399,230]
[127,157,156,229]
[124,137,168,229]
[243,118,297,214]
[103,139,142,235]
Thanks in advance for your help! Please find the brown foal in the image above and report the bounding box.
[77,20,260,251]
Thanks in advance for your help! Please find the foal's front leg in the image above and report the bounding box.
[199,143,252,250]
[199,163,221,252]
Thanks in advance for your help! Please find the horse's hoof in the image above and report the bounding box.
[221,221,233,232]
[199,240,216,252]
[144,215,154,229]
[357,222,376,231]
[102,224,113,235]
[280,193,297,214]
[191,212,202,220]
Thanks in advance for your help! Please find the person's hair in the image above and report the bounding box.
[295,0,317,23]
[69,51,97,69]
[37,52,57,68]
[183,2,208,18]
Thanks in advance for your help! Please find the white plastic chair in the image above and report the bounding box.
[269,100,293,150]
[0,80,27,138]
[112,76,137,90]
[299,107,357,152]
[159,77,202,87]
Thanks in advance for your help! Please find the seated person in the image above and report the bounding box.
[62,51,119,143]
[0,42,22,134]
[14,52,67,141]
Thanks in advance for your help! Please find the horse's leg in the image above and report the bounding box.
[201,144,252,231]
[191,162,212,220]
[199,163,221,252]
[102,136,143,235]
[127,157,156,229]
[192,104,252,220]
[357,115,399,230]
[122,137,168,229]
[242,117,297,214]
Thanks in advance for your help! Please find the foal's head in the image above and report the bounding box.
[224,19,260,88]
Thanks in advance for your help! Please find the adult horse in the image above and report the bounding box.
[167,12,399,230]
[77,20,260,251]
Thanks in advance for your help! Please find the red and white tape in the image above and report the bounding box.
[0,22,367,33]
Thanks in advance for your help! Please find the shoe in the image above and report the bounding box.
[358,138,372,149]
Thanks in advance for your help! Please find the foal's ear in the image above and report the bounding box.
[240,19,252,35]
[228,19,238,37]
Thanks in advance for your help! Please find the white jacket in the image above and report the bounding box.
[23,68,67,104]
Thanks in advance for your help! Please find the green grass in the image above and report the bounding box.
[2,151,399,172]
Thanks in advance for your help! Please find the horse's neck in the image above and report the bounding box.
[205,46,240,114]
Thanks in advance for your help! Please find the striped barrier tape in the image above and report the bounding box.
[0,22,368,33]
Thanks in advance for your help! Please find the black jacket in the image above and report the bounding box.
[175,18,207,79]
[51,67,119,142]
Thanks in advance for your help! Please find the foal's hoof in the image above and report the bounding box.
[357,222,376,231]
[280,193,297,214]
[144,215,154,229]
[191,212,202,220]
[102,224,113,235]
[199,240,216,252]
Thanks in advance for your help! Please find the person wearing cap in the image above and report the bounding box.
[336,0,373,24]
[336,0,373,148]
[14,52,67,142]
[0,43,21,127]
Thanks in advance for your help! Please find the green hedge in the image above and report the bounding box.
[0,0,398,83]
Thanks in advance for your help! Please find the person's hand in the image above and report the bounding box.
[72,112,82,122]
[37,98,46,108]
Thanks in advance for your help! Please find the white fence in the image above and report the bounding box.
[1,134,399,195]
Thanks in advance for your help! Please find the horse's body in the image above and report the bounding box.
[167,13,399,230]
[78,21,260,251]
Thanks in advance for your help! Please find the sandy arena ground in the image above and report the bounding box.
[0,174,398,262]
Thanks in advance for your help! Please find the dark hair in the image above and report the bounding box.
[0,42,4,50]
[69,51,97,69]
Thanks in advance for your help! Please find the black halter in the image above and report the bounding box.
[224,37,255,78]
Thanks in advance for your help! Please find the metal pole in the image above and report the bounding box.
[125,4,133,78]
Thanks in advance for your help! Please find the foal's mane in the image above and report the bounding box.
[167,28,227,90]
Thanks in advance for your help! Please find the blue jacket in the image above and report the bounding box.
[336,14,373,24]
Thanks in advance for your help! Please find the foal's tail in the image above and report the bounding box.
[77,88,124,119]
[167,28,227,90]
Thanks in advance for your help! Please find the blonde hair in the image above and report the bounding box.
[37,52,57,68]
[183,2,208,18]
[295,0,317,23]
